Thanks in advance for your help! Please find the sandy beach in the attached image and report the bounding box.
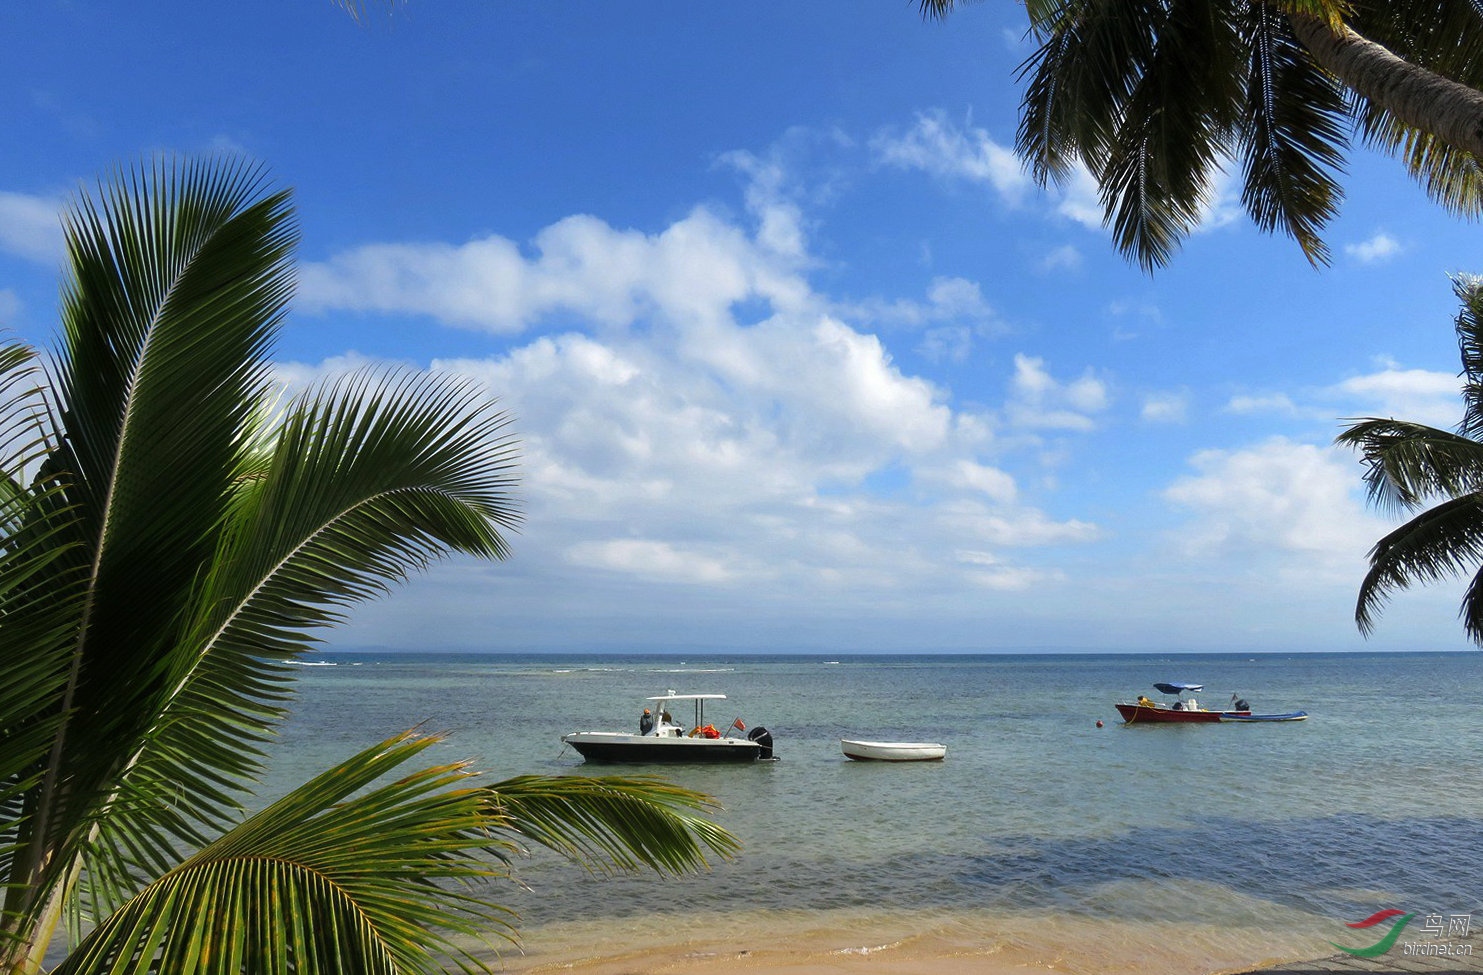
[489,908,1337,975]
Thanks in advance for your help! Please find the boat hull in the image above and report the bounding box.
[1219,711,1308,722]
[841,739,947,761]
[1115,703,1244,724]
[562,732,765,763]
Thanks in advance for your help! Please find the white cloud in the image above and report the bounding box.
[1048,165,1103,229]
[566,538,732,584]
[1326,362,1459,428]
[1141,390,1188,424]
[0,192,66,265]
[933,459,1017,503]
[1225,393,1300,416]
[298,206,809,333]
[1039,244,1082,273]
[1162,438,1387,581]
[1345,232,1402,264]
[845,275,999,333]
[1006,353,1109,431]
[870,110,1030,203]
[290,133,1117,634]
[1223,361,1460,429]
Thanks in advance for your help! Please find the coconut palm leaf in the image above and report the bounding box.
[55,731,517,975]
[1450,275,1483,439]
[1335,419,1483,511]
[1335,273,1483,646]
[3,160,301,937]
[55,733,740,975]
[928,0,1483,268]
[1356,493,1483,637]
[74,367,521,919]
[485,775,739,874]
[1238,3,1348,266]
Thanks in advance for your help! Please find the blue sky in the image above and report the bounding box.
[5,2,1483,653]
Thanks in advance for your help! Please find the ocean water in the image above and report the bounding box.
[263,651,1483,967]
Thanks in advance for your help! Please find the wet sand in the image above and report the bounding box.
[488,908,1343,975]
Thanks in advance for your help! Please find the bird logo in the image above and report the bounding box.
[1331,909,1414,958]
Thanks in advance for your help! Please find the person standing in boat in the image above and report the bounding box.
[639,708,654,735]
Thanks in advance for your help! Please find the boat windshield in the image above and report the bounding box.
[643,692,728,734]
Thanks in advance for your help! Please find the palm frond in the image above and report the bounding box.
[14,157,300,924]
[485,774,739,874]
[79,367,520,918]
[1460,558,1483,642]
[57,732,518,975]
[1450,274,1483,438]
[1098,0,1250,270]
[1238,3,1348,266]
[1335,418,1483,511]
[1356,493,1483,635]
[1017,0,1157,188]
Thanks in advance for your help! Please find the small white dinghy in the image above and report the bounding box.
[840,739,947,762]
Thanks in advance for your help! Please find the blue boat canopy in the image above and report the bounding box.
[1153,682,1203,695]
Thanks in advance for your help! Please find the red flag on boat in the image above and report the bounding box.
[732,718,746,730]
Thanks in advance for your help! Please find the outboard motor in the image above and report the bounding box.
[746,725,774,760]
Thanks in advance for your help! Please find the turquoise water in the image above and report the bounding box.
[263,651,1483,957]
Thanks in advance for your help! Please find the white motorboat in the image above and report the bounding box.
[840,739,946,762]
[562,691,774,763]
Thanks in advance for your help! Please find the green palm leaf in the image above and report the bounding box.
[10,160,301,933]
[1356,493,1483,637]
[1238,3,1347,266]
[56,732,516,975]
[55,733,739,975]
[931,0,1483,267]
[1335,419,1483,512]
[1337,273,1483,646]
[486,775,739,874]
[1450,275,1483,439]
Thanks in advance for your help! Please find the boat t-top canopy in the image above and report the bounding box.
[646,692,728,704]
[1153,682,1203,695]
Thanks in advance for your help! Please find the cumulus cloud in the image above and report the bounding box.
[297,206,813,334]
[1326,360,1459,428]
[870,110,1030,203]
[1006,354,1109,431]
[1162,438,1386,581]
[845,275,999,334]
[1345,232,1402,264]
[1223,360,1460,430]
[1039,244,1082,273]
[1225,393,1301,416]
[1141,390,1188,424]
[290,151,1109,617]
[566,538,732,584]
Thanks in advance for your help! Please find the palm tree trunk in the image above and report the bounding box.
[1,869,70,975]
[1286,11,1483,161]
